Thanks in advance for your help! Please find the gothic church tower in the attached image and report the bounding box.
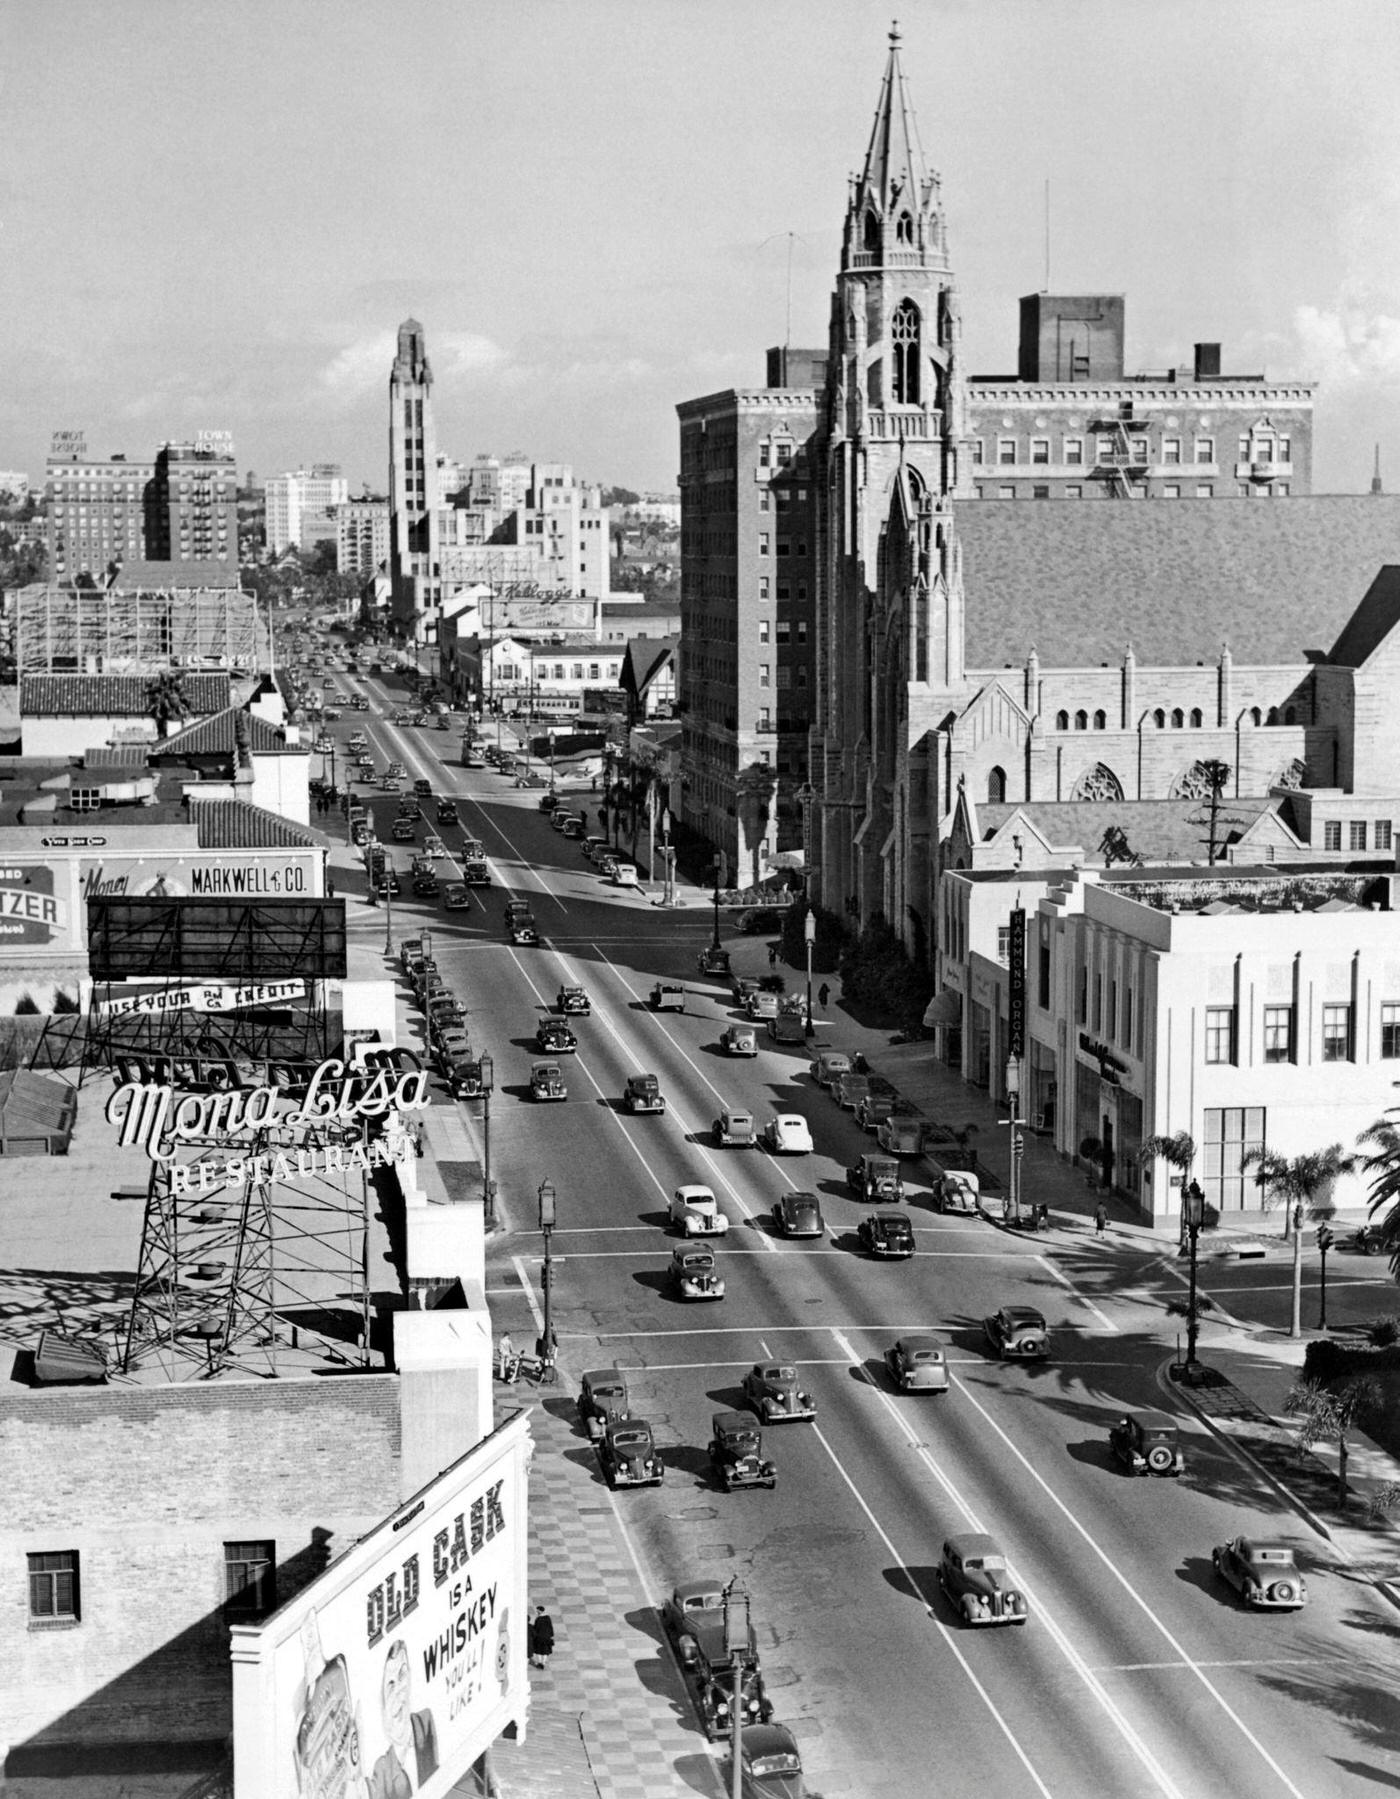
[813,25,967,956]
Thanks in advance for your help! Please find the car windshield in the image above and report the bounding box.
[911,1349,939,1363]
[726,1428,759,1450]
[751,1756,801,1776]
[728,1113,753,1125]
[613,1429,649,1450]
[681,1252,714,1270]
[965,1555,1005,1573]
[765,1367,796,1383]
[683,1590,724,1611]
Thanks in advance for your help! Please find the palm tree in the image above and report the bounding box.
[1243,1143,1357,1339]
[736,760,778,891]
[1139,1130,1198,1238]
[146,671,191,741]
[1355,1110,1400,1266]
[1285,1376,1381,1510]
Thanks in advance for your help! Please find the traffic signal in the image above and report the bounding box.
[1316,1225,1334,1253]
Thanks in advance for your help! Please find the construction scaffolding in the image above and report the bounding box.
[16,583,262,674]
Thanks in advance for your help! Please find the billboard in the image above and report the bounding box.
[231,1414,530,1799]
[0,862,65,946]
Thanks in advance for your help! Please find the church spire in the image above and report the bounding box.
[1372,442,1384,496]
[843,22,945,273]
[860,22,929,213]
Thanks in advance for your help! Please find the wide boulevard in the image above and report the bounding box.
[320,669,1400,1799]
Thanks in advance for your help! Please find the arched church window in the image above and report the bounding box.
[1171,708,1184,729]
[1071,762,1124,803]
[891,299,921,404]
[1267,707,1280,725]
[1284,706,1297,725]
[864,211,881,253]
[1190,707,1203,728]
[1250,707,1262,727]
[1074,710,1088,731]
[896,211,914,245]
[1055,710,1069,731]
[987,766,1006,803]
[1093,710,1106,731]
[1153,708,1166,729]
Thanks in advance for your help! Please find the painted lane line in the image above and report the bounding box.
[945,1367,1311,1798]
[458,792,570,912]
[509,1255,544,1333]
[828,1330,1187,1799]
[1096,1657,1348,1674]
[806,1420,1055,1797]
[1037,1254,1120,1332]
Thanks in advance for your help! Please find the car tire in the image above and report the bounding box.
[1365,1238,1381,1256]
[1272,1582,1296,1604]
[1146,1445,1174,1474]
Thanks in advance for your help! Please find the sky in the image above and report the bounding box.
[3,0,1399,497]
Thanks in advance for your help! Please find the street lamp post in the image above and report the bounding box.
[548,728,556,795]
[722,1580,750,1799]
[796,779,816,907]
[1182,1180,1206,1369]
[383,857,394,957]
[804,906,816,1038]
[537,1179,557,1368]
[479,1052,495,1229]
[711,853,724,952]
[1316,1221,1333,1331]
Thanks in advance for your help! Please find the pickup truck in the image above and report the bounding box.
[650,982,685,1013]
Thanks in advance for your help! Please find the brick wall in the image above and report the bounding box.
[1,1375,400,1757]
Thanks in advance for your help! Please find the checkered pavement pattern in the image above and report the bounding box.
[487,1393,725,1799]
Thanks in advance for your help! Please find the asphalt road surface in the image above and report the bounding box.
[318,671,1400,1799]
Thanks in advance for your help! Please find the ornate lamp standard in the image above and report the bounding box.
[1183,1179,1206,1369]
[537,1179,557,1367]
[479,1052,495,1228]
[722,1579,751,1799]
[804,906,816,1038]
[795,779,816,906]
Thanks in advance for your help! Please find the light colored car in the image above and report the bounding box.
[939,1533,1029,1627]
[935,1169,980,1214]
[886,1335,949,1393]
[877,1114,926,1156]
[856,1092,898,1132]
[671,1185,730,1236]
[812,1050,853,1090]
[714,1108,757,1147]
[763,1114,813,1155]
[613,864,640,887]
[721,1023,759,1057]
[1212,1537,1307,1609]
[746,990,780,1021]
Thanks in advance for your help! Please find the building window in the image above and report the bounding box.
[1195,484,1213,498]
[758,706,771,730]
[1382,1003,1400,1059]
[1031,438,1049,465]
[970,439,985,465]
[1376,821,1392,851]
[224,1541,276,1616]
[775,621,790,642]
[997,925,1010,961]
[997,439,1016,466]
[890,299,922,404]
[29,1550,79,1623]
[1032,485,1050,499]
[1263,1005,1293,1063]
[1350,820,1368,852]
[796,621,808,641]
[1195,438,1215,464]
[1096,437,1115,464]
[758,442,771,468]
[571,663,583,680]
[1077,963,1088,1024]
[988,766,1006,803]
[758,534,769,555]
[1205,1006,1235,1064]
[1171,708,1184,729]
[776,538,791,557]
[1064,437,1083,466]
[1163,437,1181,465]
[776,441,793,465]
[1190,708,1203,728]
[1093,709,1106,730]
[1323,1004,1353,1061]
[758,620,770,643]
[1065,485,1082,498]
[1055,710,1069,730]
[758,490,770,511]
[589,663,600,680]
[759,664,770,687]
[1074,710,1087,730]
[1162,484,1180,498]
[1324,820,1342,852]
[997,485,1016,500]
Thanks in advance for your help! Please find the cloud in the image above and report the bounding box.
[1289,304,1400,390]
[319,329,508,399]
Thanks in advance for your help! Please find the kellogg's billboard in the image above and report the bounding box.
[231,1414,530,1799]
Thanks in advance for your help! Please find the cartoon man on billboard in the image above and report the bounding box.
[368,1637,438,1798]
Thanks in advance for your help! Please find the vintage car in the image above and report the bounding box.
[1348,1222,1388,1256]
[731,973,761,1008]
[742,1361,816,1422]
[983,1305,1050,1359]
[624,1073,666,1114]
[939,1533,1029,1627]
[767,1002,807,1044]
[556,984,591,1015]
[350,817,373,848]
[1212,1537,1307,1609]
[1109,1411,1186,1476]
[411,870,439,898]
[698,945,732,977]
[613,864,641,887]
[856,1092,899,1132]
[877,1114,927,1156]
[435,799,458,825]
[536,1019,578,1055]
[847,1153,904,1204]
[710,1411,777,1491]
[413,778,432,798]
[859,1211,915,1260]
[461,836,486,861]
[721,1023,759,1057]
[529,1060,567,1101]
[399,935,427,971]
[812,1049,853,1091]
[662,1580,771,1742]
[669,1245,724,1300]
[714,1108,757,1148]
[509,913,539,946]
[504,899,532,928]
[582,834,609,862]
[597,854,619,879]
[745,990,780,1021]
[670,1185,730,1236]
[538,791,560,812]
[935,1170,981,1214]
[442,882,471,910]
[737,1724,805,1798]
[762,1114,813,1155]
[549,807,574,831]
[374,867,401,897]
[886,1335,949,1393]
[439,1055,482,1100]
[649,981,686,1013]
[463,859,490,886]
[835,1070,871,1111]
[772,1191,824,1239]
[597,1417,664,1489]
[577,1367,631,1441]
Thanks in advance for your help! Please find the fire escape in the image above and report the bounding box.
[1090,406,1150,498]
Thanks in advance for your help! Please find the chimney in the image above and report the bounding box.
[1194,342,1221,381]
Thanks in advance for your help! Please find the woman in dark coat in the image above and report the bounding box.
[529,1605,556,1668]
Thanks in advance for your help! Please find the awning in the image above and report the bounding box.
[923,989,963,1028]
[765,850,805,871]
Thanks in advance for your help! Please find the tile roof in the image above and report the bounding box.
[953,496,1400,669]
[189,799,321,850]
[151,707,303,757]
[1325,566,1400,669]
[20,674,231,717]
[976,797,1270,862]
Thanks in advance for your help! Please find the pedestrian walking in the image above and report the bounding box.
[529,1606,555,1669]
[1094,1202,1108,1238]
[590,774,597,793]
[818,981,830,1011]
[768,944,778,968]
[496,1333,516,1382]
